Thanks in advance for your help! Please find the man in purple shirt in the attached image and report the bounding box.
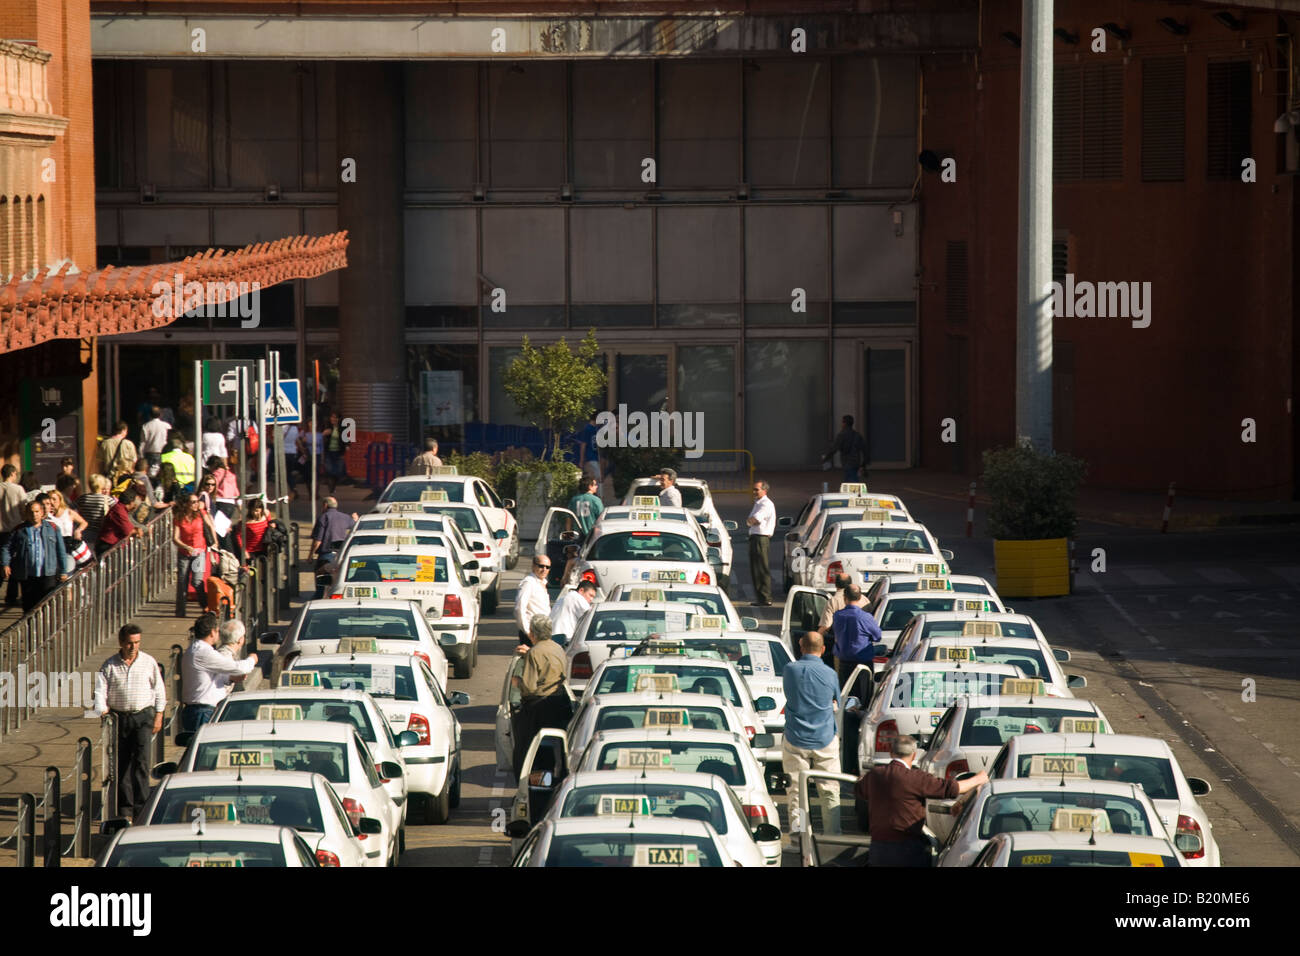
[832,585,883,700]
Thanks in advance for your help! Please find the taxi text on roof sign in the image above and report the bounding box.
[840,483,868,495]
[216,748,275,770]
[634,673,680,693]
[916,563,944,575]
[630,510,661,522]
[634,845,700,867]
[337,637,380,654]
[390,502,423,512]
[183,800,237,822]
[383,518,414,529]
[644,707,690,728]
[187,855,243,867]
[963,621,1002,637]
[615,748,673,770]
[597,794,652,816]
[386,535,418,545]
[862,509,891,522]
[420,490,450,502]
[1051,807,1112,832]
[849,497,871,508]
[921,578,951,590]
[936,646,974,661]
[425,465,458,475]
[1028,754,1090,778]
[1059,717,1103,734]
[961,599,991,612]
[1001,678,1046,696]
[279,671,321,688]
[628,588,665,601]
[256,704,304,721]
[689,615,727,631]
[631,496,660,507]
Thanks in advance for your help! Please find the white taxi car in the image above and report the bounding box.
[290,653,468,825]
[128,771,369,867]
[164,719,404,866]
[511,771,781,867]
[971,830,1185,868]
[791,519,953,589]
[619,478,739,587]
[916,695,1112,781]
[264,599,450,689]
[376,469,519,570]
[932,778,1167,868]
[890,612,1067,675]
[605,582,759,630]
[569,508,723,599]
[98,823,323,867]
[512,816,737,867]
[987,733,1220,866]
[867,592,1007,652]
[345,513,500,614]
[563,599,704,692]
[902,634,1086,697]
[330,542,481,678]
[865,573,1003,604]
[210,683,417,812]
[778,490,910,590]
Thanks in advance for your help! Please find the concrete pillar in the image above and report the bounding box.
[336,62,407,440]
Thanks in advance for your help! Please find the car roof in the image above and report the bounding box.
[292,653,423,668]
[590,600,703,615]
[222,687,374,704]
[563,770,728,790]
[548,816,719,838]
[894,661,1020,674]
[587,727,745,745]
[955,695,1101,712]
[159,770,321,789]
[884,573,991,585]
[917,635,1044,649]
[299,598,419,611]
[1008,733,1173,756]
[1002,831,1179,854]
[982,778,1148,798]
[113,823,289,845]
[592,518,701,533]
[913,611,1036,624]
[599,657,741,674]
[832,519,929,532]
[653,631,780,643]
[588,692,735,709]
[386,475,477,486]
[192,719,357,743]
[340,542,453,557]
[357,513,450,523]
[629,477,710,490]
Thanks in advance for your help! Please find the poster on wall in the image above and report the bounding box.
[420,371,464,430]
[22,378,83,488]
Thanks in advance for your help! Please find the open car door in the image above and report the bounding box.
[780,585,829,657]
[515,728,569,828]
[797,770,872,867]
[535,506,582,595]
[494,655,529,771]
[835,663,872,775]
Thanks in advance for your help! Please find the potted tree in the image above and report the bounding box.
[982,442,1087,598]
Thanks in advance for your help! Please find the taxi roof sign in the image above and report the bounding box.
[1059,717,1103,734]
[596,794,652,816]
[1028,754,1090,779]
[420,489,450,502]
[840,483,868,495]
[424,466,459,475]
[1051,808,1112,833]
[382,517,414,529]
[634,673,680,693]
[689,615,727,631]
[916,563,944,574]
[960,599,990,612]
[614,748,673,770]
[962,622,1002,637]
[633,845,700,867]
[385,535,418,545]
[920,578,951,591]
[183,800,237,822]
[1001,678,1046,696]
[338,637,380,654]
[644,707,690,728]
[629,510,661,522]
[644,641,687,656]
[256,704,304,722]
[390,502,423,512]
[279,671,321,688]
[862,509,891,522]
[216,748,274,770]
[631,496,661,507]
[627,588,665,601]
[186,855,243,867]
[936,646,974,661]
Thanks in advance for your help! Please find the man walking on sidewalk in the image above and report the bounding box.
[746,479,776,606]
[0,464,28,607]
[93,623,166,820]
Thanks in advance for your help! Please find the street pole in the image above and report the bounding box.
[1016,0,1054,451]
[193,360,202,457]
[257,359,268,505]
[237,366,249,567]
[310,360,319,532]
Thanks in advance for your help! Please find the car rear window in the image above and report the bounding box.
[301,610,418,641]
[589,532,703,563]
[297,663,419,702]
[837,529,931,553]
[924,646,1049,680]
[544,833,723,867]
[380,481,465,503]
[593,742,745,786]
[922,620,1035,640]
[978,792,1155,839]
[880,598,967,630]
[889,670,1011,709]
[561,783,728,834]
[217,699,376,742]
[587,609,692,642]
[668,638,789,677]
[345,554,447,583]
[1012,754,1178,801]
[191,741,350,783]
[595,706,731,733]
[960,707,1107,746]
[149,786,324,830]
[105,840,288,868]
[349,533,447,549]
[596,664,741,705]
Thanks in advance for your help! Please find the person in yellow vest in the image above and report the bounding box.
[161,434,196,493]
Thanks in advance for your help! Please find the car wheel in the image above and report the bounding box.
[453,652,473,679]
[505,530,520,570]
[399,825,406,854]
[471,640,480,668]
[449,756,462,809]
[482,581,499,615]
[428,775,452,825]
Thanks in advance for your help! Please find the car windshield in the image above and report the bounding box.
[561,784,728,834]
[978,792,1155,839]
[632,483,707,511]
[960,707,1107,747]
[889,670,1011,709]
[344,554,447,583]
[418,506,484,535]
[672,638,790,677]
[623,591,726,616]
[296,663,419,702]
[380,481,465,503]
[593,741,745,785]
[192,741,350,783]
[1013,754,1179,801]
[544,832,723,867]
[596,665,742,705]
[217,699,376,742]
[925,646,1049,679]
[594,705,731,734]
[589,532,703,564]
[880,598,966,630]
[358,518,447,533]
[837,529,931,553]
[922,620,1036,640]
[105,840,288,867]
[149,786,325,830]
[300,610,419,641]
[587,609,692,643]
[1008,848,1177,868]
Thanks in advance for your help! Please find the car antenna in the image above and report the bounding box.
[1089,720,1098,749]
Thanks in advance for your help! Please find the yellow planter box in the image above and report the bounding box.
[994,538,1070,598]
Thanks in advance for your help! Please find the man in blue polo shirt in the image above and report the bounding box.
[832,585,883,701]
[782,631,842,839]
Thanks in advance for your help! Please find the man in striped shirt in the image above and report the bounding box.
[93,623,167,820]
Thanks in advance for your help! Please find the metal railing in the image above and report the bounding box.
[1,737,95,866]
[0,509,175,739]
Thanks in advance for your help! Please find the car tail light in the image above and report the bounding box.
[744,725,757,742]
[443,593,463,617]
[631,532,657,537]
[742,804,769,824]
[474,551,492,559]
[329,594,342,600]
[581,569,598,587]
[945,759,970,782]
[1175,815,1205,860]
[874,719,899,755]
[572,652,593,679]
[694,571,711,585]
[826,561,843,585]
[413,651,432,671]
[341,797,365,838]
[315,849,341,867]
[407,712,431,746]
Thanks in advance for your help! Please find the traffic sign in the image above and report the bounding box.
[263,379,302,424]
[201,360,256,407]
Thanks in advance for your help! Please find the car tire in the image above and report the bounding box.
[399,825,406,854]
[428,775,452,825]
[449,756,462,809]
[505,531,520,570]
[471,640,480,669]
[454,652,473,679]
[482,581,499,616]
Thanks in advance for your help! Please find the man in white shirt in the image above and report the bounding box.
[139,406,172,477]
[656,467,683,508]
[93,623,167,818]
[746,479,776,606]
[549,579,596,647]
[179,612,257,732]
[514,554,553,646]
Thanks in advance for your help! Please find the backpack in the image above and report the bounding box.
[262,519,290,554]
[212,548,241,585]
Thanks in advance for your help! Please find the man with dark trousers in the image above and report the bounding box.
[746,479,775,606]
[1,499,71,613]
[93,624,166,820]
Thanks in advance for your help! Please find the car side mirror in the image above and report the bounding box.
[151,761,177,779]
[396,730,420,747]
[463,559,480,571]
[468,575,481,586]
[754,696,776,712]
[448,691,470,706]
[777,516,792,527]
[357,816,384,835]
[260,631,283,645]
[380,761,404,779]
[1186,777,1212,796]
[740,617,758,631]
[1053,648,1071,662]
[437,633,458,647]
[527,770,554,789]
[753,823,782,842]
[503,499,516,510]
[843,696,861,712]
[494,529,509,539]
[1066,675,1087,688]
[939,549,955,561]
[707,547,722,565]
[705,530,722,546]
[505,820,531,839]
[100,817,132,836]
[752,733,775,750]
[765,770,792,792]
[723,520,738,532]
[471,539,488,551]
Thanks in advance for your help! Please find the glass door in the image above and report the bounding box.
[614,351,670,415]
[863,343,911,468]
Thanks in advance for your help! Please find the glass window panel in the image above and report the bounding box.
[745,206,829,303]
[866,347,906,463]
[489,347,528,427]
[676,346,734,450]
[572,62,653,189]
[616,353,668,414]
[143,64,210,189]
[227,63,299,189]
[657,207,741,304]
[570,207,652,303]
[657,305,741,328]
[406,63,478,190]
[660,61,741,186]
[745,59,830,187]
[832,57,918,187]
[485,63,564,188]
[745,340,829,468]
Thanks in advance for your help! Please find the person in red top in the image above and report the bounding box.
[171,493,216,618]
[95,489,144,557]
[864,734,987,867]
[235,499,275,558]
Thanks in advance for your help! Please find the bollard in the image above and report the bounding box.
[44,767,61,868]
[966,482,976,538]
[153,709,166,766]
[102,712,119,821]
[16,793,35,868]
[74,738,92,858]
[1160,482,1176,534]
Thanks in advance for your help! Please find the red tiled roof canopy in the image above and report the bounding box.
[0,231,349,353]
